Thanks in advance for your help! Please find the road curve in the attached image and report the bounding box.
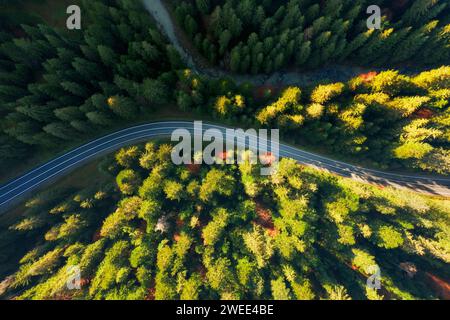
[0,121,449,212]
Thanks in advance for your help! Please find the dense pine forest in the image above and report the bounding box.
[170,0,450,73]
[0,0,182,176]
[0,0,449,177]
[175,67,450,173]
[0,142,449,299]
[0,0,449,301]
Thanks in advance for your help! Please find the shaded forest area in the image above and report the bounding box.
[170,0,450,73]
[0,0,183,177]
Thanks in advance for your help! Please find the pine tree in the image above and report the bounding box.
[70,120,94,133]
[196,0,210,15]
[72,58,101,79]
[305,4,320,24]
[324,0,343,18]
[16,105,54,123]
[43,122,79,140]
[230,48,241,72]
[228,11,243,38]
[402,0,447,26]
[390,21,438,64]
[295,41,311,66]
[243,225,274,268]
[341,30,373,61]
[271,277,293,300]
[0,85,28,101]
[274,52,285,70]
[142,79,169,105]
[166,45,183,69]
[61,81,89,97]
[184,15,198,37]
[219,30,232,55]
[107,95,138,120]
[255,6,266,25]
[116,169,142,195]
[371,27,411,65]
[86,111,114,126]
[417,24,450,64]
[54,107,84,122]
[97,45,118,66]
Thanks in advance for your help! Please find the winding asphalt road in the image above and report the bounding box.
[0,121,449,212]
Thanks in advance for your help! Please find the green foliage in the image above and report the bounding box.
[199,168,235,202]
[116,146,141,168]
[375,225,404,249]
[0,0,177,167]
[116,169,142,195]
[394,141,433,159]
[163,180,185,201]
[271,277,292,300]
[179,66,450,175]
[370,70,412,96]
[243,225,274,268]
[202,208,230,246]
[171,0,450,72]
[351,248,376,272]
[205,257,235,293]
[89,240,131,297]
[311,83,345,104]
[256,87,302,125]
[1,0,449,301]
[326,285,352,300]
[3,142,448,300]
